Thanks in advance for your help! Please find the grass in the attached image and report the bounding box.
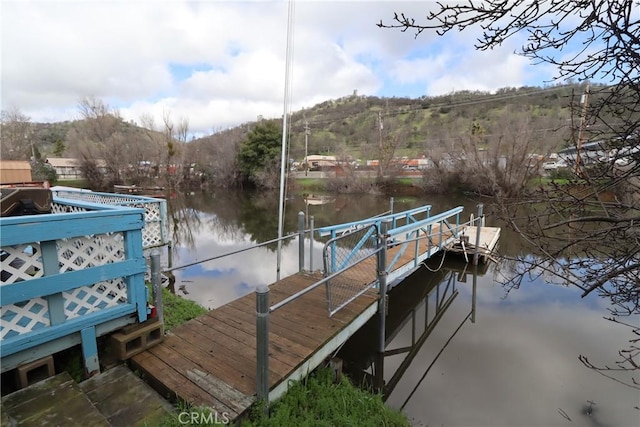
[156,286,208,331]
[292,178,326,191]
[239,367,410,427]
[529,177,571,186]
[56,179,89,188]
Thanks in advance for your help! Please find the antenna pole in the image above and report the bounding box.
[277,0,295,281]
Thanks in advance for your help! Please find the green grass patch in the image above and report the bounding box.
[240,367,410,427]
[392,177,420,185]
[56,179,89,188]
[293,178,326,192]
[161,287,208,331]
[529,177,571,187]
[148,284,207,331]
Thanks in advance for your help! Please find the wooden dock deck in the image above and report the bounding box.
[130,234,450,421]
[447,226,501,263]
[131,272,378,420]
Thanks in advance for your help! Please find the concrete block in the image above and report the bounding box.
[110,319,163,360]
[15,355,55,389]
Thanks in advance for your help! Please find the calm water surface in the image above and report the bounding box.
[165,190,639,427]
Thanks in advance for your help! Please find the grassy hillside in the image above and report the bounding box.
[18,82,596,171]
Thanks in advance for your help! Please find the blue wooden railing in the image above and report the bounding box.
[0,197,149,375]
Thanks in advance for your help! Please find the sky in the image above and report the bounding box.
[2,0,559,135]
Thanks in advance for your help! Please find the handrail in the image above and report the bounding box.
[164,232,299,273]
[387,206,463,237]
[316,205,431,237]
[269,247,382,313]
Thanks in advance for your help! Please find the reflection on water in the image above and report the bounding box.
[381,264,639,427]
[166,190,638,426]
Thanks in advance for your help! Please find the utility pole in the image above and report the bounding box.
[575,83,590,176]
[304,120,309,176]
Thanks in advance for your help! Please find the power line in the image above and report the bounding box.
[303,85,578,127]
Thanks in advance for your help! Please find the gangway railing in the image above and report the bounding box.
[322,206,464,280]
[384,206,464,275]
[316,204,431,238]
[254,221,389,408]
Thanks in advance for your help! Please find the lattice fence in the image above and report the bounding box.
[0,231,132,339]
[0,298,50,340]
[322,225,379,315]
[52,190,168,249]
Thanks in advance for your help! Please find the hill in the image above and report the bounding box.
[2,83,597,192]
[193,82,594,164]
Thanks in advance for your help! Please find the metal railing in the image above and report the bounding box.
[322,225,379,315]
[316,204,431,239]
[255,220,391,406]
[384,206,464,274]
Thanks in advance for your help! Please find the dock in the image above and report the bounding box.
[130,206,468,422]
[446,225,501,263]
[1,192,500,424]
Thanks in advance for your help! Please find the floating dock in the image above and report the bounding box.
[446,225,501,263]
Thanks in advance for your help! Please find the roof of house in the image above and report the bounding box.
[46,158,107,168]
[0,160,32,170]
[46,157,80,167]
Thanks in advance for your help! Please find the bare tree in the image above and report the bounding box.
[76,97,127,186]
[452,109,568,196]
[380,0,640,381]
[139,113,166,181]
[1,107,32,160]
[161,111,189,190]
[199,127,245,188]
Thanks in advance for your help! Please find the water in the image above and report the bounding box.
[164,190,639,426]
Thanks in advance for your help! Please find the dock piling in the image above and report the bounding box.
[256,285,270,408]
[309,216,315,271]
[473,204,484,265]
[298,211,305,272]
[377,220,391,353]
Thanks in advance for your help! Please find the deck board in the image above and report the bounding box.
[130,227,456,422]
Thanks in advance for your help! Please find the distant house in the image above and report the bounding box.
[45,158,82,180]
[0,160,32,184]
[46,157,107,180]
[304,155,337,171]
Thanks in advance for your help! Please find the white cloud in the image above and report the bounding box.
[1,0,556,133]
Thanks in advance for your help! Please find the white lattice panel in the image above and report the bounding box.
[51,202,88,213]
[63,279,128,319]
[58,233,125,272]
[0,298,50,339]
[142,223,164,247]
[52,191,168,249]
[141,204,161,222]
[0,244,44,285]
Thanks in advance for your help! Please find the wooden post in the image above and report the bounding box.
[150,250,163,326]
[473,204,484,265]
[298,211,305,272]
[256,286,270,408]
[81,326,100,377]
